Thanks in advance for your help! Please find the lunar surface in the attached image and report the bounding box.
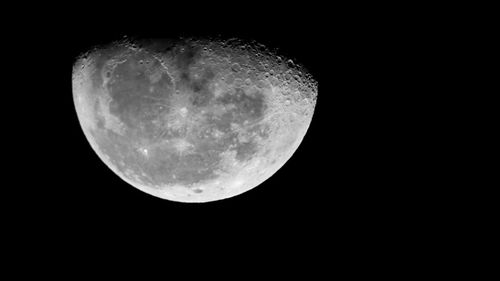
[72,37,317,202]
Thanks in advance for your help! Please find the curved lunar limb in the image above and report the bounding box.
[72,37,317,202]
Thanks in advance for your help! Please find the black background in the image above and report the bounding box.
[3,3,474,274]
[27,11,339,234]
[11,5,430,253]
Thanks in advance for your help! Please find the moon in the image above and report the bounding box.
[72,37,317,202]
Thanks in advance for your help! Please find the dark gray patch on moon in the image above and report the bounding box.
[90,43,270,189]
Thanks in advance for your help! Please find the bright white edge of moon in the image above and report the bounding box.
[72,46,316,203]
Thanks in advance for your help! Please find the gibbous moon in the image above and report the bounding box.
[72,37,317,202]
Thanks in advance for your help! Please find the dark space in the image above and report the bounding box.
[16,8,393,250]
[32,22,334,229]
[4,5,453,272]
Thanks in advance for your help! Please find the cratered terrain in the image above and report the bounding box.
[72,37,317,202]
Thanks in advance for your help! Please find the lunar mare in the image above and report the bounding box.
[72,37,317,202]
